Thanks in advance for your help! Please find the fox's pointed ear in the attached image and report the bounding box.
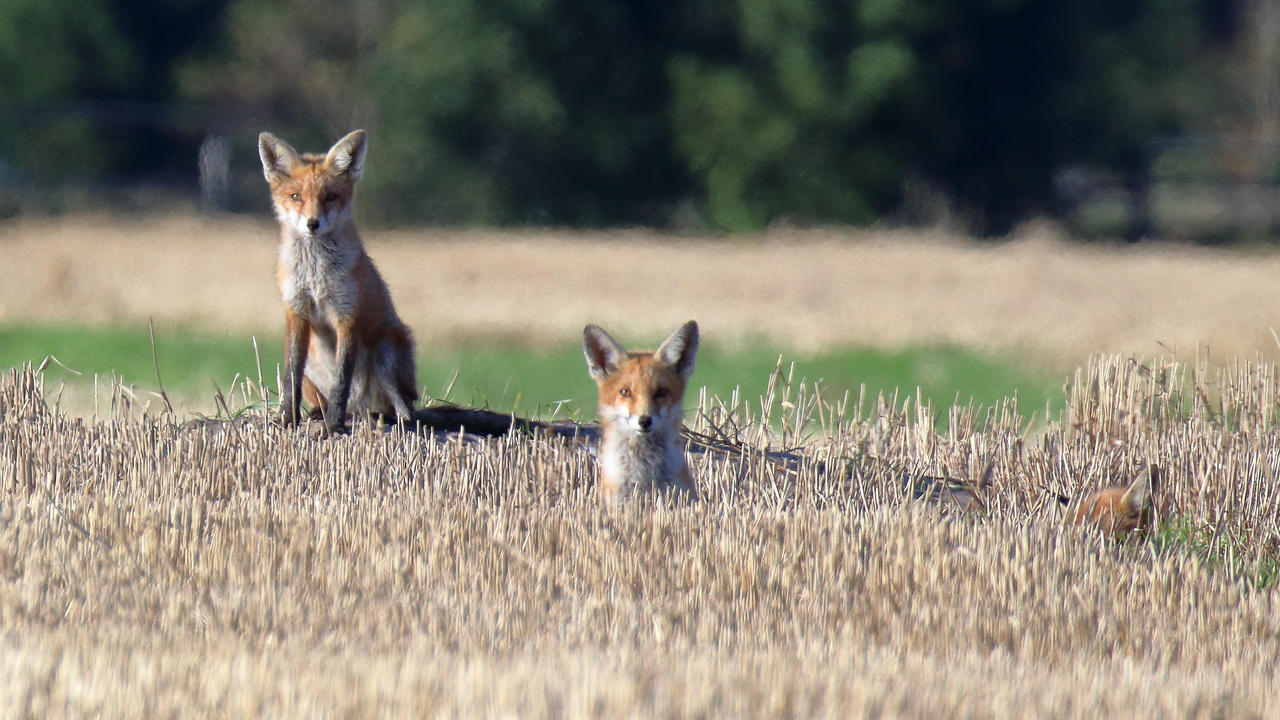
[655,320,699,379]
[583,325,627,381]
[1122,466,1154,513]
[326,129,367,180]
[259,132,300,184]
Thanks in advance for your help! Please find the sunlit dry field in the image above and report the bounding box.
[3,351,1279,717]
[4,216,1280,716]
[5,214,1280,364]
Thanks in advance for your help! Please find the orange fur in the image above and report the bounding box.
[1070,466,1157,536]
[583,321,699,503]
[259,129,417,433]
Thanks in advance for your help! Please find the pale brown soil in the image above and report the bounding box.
[5,214,1280,366]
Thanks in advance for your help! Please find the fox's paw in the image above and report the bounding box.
[324,420,352,437]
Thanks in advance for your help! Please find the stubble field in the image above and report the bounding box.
[3,215,1280,717]
[3,353,1280,717]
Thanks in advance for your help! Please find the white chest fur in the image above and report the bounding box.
[601,427,686,498]
[278,232,361,322]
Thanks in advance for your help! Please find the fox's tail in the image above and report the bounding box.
[379,374,414,421]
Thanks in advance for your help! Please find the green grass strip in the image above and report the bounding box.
[0,322,1060,424]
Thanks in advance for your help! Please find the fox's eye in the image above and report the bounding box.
[323,193,339,204]
[654,387,669,399]
[618,387,631,398]
[289,193,301,201]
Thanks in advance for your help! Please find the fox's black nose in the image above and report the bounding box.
[637,415,653,431]
[306,218,320,232]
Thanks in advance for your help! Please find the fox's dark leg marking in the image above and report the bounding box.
[281,310,311,426]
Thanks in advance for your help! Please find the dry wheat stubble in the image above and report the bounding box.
[2,361,1280,717]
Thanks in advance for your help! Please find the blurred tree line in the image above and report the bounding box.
[0,0,1255,234]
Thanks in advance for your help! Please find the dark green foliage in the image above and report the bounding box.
[0,0,1234,232]
[0,0,230,186]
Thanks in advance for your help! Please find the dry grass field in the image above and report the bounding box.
[4,215,1280,716]
[3,350,1279,717]
[5,214,1280,364]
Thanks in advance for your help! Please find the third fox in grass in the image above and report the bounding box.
[1069,465,1158,535]
[258,129,417,433]
[583,321,700,504]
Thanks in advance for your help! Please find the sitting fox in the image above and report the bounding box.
[258,129,417,433]
[583,321,700,503]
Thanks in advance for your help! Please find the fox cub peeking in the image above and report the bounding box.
[1068,465,1158,536]
[258,129,417,433]
[583,321,700,504]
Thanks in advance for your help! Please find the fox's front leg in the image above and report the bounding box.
[281,310,311,426]
[325,317,359,434]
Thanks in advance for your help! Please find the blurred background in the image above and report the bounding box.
[3,0,1276,238]
[3,0,1280,420]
